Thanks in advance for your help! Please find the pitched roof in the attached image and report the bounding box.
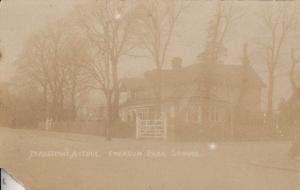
[183,63,265,87]
[121,63,265,91]
[120,78,152,90]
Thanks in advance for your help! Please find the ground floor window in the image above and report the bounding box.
[210,107,219,122]
[203,106,221,123]
[187,105,201,124]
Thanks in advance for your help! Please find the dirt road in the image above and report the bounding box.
[0,127,299,190]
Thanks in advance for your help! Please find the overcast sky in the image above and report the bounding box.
[0,0,299,108]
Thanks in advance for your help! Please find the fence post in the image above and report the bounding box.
[136,117,139,139]
[164,115,167,140]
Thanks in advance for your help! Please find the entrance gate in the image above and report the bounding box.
[136,114,167,139]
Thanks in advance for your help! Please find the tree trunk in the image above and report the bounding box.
[58,92,64,121]
[51,94,58,121]
[156,67,163,114]
[267,71,274,127]
[43,84,48,121]
[71,85,77,121]
[71,95,77,121]
[289,48,297,93]
[112,61,120,121]
[105,92,113,141]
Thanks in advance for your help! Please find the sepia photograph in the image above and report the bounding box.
[0,0,299,189]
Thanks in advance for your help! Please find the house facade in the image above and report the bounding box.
[120,57,265,138]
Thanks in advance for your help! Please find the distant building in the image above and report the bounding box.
[120,57,265,131]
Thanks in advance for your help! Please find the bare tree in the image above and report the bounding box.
[278,48,300,135]
[45,22,69,121]
[59,35,91,121]
[197,1,241,131]
[258,3,296,126]
[198,1,240,64]
[16,21,90,123]
[16,30,51,122]
[136,0,184,111]
[232,44,251,135]
[78,0,138,140]
[289,48,298,92]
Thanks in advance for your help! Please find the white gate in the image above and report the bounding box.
[136,114,167,140]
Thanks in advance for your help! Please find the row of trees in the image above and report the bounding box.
[7,1,300,138]
[260,4,297,126]
[16,22,89,122]
[203,2,298,129]
[10,0,185,139]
